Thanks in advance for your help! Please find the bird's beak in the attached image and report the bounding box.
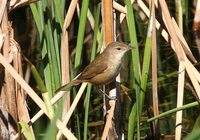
[128,45,135,50]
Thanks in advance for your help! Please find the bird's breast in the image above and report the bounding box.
[89,61,121,86]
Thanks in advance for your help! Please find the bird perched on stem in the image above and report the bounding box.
[55,42,133,94]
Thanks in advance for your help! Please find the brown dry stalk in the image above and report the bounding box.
[2,9,17,138]
[101,100,116,140]
[175,61,185,140]
[151,0,160,138]
[102,0,114,45]
[101,0,117,139]
[11,38,35,138]
[61,0,79,135]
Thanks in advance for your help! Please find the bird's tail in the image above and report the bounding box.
[54,81,74,94]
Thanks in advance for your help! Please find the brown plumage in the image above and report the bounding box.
[55,42,132,93]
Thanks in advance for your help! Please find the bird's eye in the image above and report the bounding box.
[116,47,121,50]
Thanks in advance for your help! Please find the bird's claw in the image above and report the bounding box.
[98,89,117,101]
[107,96,117,101]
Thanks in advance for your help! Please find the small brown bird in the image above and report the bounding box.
[55,42,133,93]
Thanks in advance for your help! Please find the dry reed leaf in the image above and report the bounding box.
[151,1,160,137]
[159,0,184,62]
[8,0,37,11]
[138,0,200,93]
[0,0,7,22]
[10,39,35,138]
[61,0,78,123]
[172,18,197,63]
[187,60,200,83]
[137,0,170,43]
[56,83,87,139]
[12,118,77,140]
[113,2,127,14]
[28,84,86,130]
[0,32,6,50]
[137,0,196,64]
[175,61,185,140]
[101,100,116,140]
[56,120,77,140]
[0,53,48,115]
[185,59,200,99]
[8,40,34,139]
[61,32,70,127]
[63,0,78,29]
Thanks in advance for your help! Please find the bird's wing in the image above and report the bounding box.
[77,57,107,80]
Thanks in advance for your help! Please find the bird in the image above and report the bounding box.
[55,42,133,94]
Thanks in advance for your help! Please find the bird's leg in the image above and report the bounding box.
[98,89,117,101]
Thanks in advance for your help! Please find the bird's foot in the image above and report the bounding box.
[99,89,117,101]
